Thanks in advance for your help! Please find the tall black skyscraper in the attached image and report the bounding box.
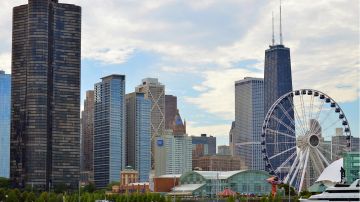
[263,7,294,174]
[11,0,81,190]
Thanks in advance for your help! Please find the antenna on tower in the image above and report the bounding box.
[272,11,275,46]
[279,0,283,45]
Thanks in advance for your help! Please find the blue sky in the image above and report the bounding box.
[0,0,358,146]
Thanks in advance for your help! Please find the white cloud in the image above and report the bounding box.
[187,121,230,138]
[0,0,358,137]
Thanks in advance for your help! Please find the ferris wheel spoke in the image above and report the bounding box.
[275,151,297,173]
[266,128,296,139]
[287,96,308,135]
[278,101,308,137]
[309,99,325,133]
[320,118,342,134]
[269,146,296,160]
[309,148,323,176]
[270,115,296,134]
[289,150,306,185]
[299,148,310,192]
[315,148,330,166]
[299,94,309,131]
[317,146,341,160]
[284,152,301,183]
[314,107,335,134]
[266,142,298,145]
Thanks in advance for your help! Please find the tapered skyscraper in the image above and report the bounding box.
[81,91,94,177]
[11,0,81,190]
[264,5,294,174]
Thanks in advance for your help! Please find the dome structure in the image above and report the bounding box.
[316,158,343,187]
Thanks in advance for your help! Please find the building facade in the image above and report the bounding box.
[0,70,11,178]
[264,44,294,173]
[154,132,192,176]
[218,145,230,155]
[343,152,360,184]
[81,90,94,176]
[165,95,177,129]
[234,77,265,170]
[126,92,151,182]
[11,0,81,190]
[94,75,126,188]
[136,78,165,168]
[192,155,246,171]
[192,134,217,156]
[172,170,272,197]
[229,121,235,156]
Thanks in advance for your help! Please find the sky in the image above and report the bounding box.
[0,0,359,146]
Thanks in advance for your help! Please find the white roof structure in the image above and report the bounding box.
[194,170,244,180]
[172,183,205,192]
[316,158,343,186]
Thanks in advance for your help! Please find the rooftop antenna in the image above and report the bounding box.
[279,0,283,45]
[272,11,275,46]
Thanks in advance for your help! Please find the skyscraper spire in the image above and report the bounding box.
[272,11,275,46]
[279,0,283,45]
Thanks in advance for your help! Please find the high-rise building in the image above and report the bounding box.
[154,131,192,176]
[126,92,151,182]
[218,145,231,155]
[192,134,217,156]
[171,110,186,136]
[234,77,265,170]
[264,21,294,173]
[81,91,94,177]
[165,95,177,129]
[136,78,165,168]
[229,121,235,156]
[0,70,11,178]
[94,75,126,188]
[11,0,81,190]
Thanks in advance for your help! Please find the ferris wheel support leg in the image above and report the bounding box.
[299,148,310,193]
[284,151,300,183]
[290,150,305,186]
[315,148,330,166]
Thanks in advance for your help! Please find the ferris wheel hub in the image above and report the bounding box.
[308,134,320,148]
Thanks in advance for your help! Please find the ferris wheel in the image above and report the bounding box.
[261,89,351,193]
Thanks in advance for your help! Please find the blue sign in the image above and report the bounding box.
[157,139,164,147]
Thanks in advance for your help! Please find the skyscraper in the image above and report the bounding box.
[165,95,177,129]
[11,0,81,190]
[234,77,265,170]
[126,92,151,182]
[229,121,235,156]
[81,91,94,178]
[264,9,294,174]
[0,70,11,178]
[136,78,165,168]
[94,75,126,188]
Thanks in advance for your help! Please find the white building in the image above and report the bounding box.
[234,77,265,170]
[155,131,192,176]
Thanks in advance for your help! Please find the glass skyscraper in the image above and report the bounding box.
[264,44,294,174]
[234,77,265,170]
[11,0,81,190]
[94,75,126,188]
[0,70,11,178]
[126,92,151,182]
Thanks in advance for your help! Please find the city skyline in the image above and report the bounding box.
[0,0,358,146]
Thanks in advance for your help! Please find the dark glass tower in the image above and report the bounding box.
[11,0,81,190]
[264,44,295,175]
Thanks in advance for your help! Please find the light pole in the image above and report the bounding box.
[78,181,81,202]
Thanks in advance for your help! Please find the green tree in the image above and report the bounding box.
[0,178,10,189]
[26,192,37,202]
[83,182,96,193]
[54,183,68,194]
[6,190,19,202]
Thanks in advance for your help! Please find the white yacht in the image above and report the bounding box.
[301,179,360,202]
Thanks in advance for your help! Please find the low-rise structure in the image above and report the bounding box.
[170,170,272,197]
[218,145,230,155]
[192,155,246,171]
